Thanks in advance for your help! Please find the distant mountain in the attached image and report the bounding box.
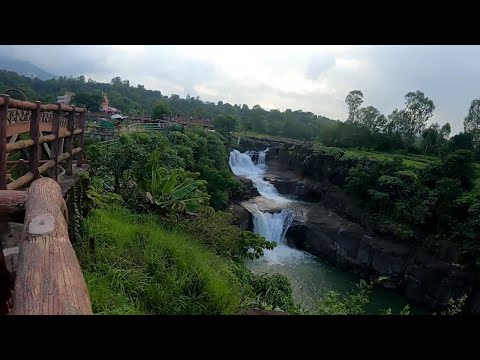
[0,57,56,80]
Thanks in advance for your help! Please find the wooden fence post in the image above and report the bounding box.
[66,110,74,176]
[77,108,86,167]
[29,101,41,180]
[49,104,61,181]
[0,95,10,190]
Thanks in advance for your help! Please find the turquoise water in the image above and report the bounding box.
[246,243,429,315]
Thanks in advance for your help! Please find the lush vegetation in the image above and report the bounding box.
[319,89,480,162]
[307,143,480,265]
[79,128,306,314]
[0,70,335,141]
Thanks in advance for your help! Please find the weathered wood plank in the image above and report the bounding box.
[49,104,61,181]
[0,190,26,222]
[65,111,75,176]
[0,95,9,190]
[13,177,92,315]
[29,102,41,180]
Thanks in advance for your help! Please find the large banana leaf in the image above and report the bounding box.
[162,170,177,194]
[171,179,198,199]
[182,198,203,212]
[151,169,169,196]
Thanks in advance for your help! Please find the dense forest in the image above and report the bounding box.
[0,70,335,141]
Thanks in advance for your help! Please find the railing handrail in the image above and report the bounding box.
[0,94,87,190]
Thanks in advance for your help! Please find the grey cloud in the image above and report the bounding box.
[2,45,480,134]
[305,55,336,81]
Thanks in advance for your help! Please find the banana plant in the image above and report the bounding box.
[145,159,210,213]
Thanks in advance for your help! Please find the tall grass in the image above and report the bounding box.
[78,206,243,314]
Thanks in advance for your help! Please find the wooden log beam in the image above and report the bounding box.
[65,111,74,176]
[49,104,61,181]
[77,108,86,167]
[6,148,81,190]
[0,96,85,113]
[13,177,92,315]
[0,95,9,190]
[0,190,27,222]
[3,129,82,154]
[29,101,41,180]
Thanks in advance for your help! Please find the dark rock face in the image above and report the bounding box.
[286,204,476,310]
[241,136,479,313]
[230,176,260,202]
[227,203,253,231]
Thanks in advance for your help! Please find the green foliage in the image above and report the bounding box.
[86,178,125,209]
[89,129,236,211]
[152,100,171,119]
[464,99,480,146]
[213,114,239,134]
[421,150,474,191]
[144,154,210,213]
[317,279,372,315]
[345,90,364,123]
[79,206,243,314]
[382,304,411,315]
[176,208,276,261]
[439,295,468,315]
[243,273,295,311]
[312,144,345,159]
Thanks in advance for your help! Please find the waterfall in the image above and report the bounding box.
[252,208,294,244]
[229,149,287,202]
[256,148,268,169]
[229,148,302,264]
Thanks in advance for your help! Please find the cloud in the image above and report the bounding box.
[1,45,479,134]
[305,55,336,80]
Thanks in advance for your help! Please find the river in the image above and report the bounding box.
[229,148,427,314]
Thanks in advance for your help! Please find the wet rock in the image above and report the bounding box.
[231,176,260,202]
[227,203,252,231]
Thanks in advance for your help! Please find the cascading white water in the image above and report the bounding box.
[256,148,268,169]
[253,208,293,244]
[229,149,287,202]
[229,148,305,264]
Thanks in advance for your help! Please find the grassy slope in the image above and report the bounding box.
[77,206,243,315]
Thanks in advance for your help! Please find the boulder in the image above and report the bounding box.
[227,203,252,231]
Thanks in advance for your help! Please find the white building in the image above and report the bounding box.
[57,92,75,105]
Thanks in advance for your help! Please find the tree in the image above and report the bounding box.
[447,132,474,153]
[422,124,440,155]
[72,92,103,110]
[357,105,381,131]
[403,90,435,136]
[464,99,480,146]
[213,114,238,134]
[440,122,451,139]
[152,100,171,119]
[345,90,364,123]
[110,76,122,86]
[388,91,435,150]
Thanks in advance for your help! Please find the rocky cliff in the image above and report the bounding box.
[236,137,480,313]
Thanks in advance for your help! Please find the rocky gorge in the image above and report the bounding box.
[229,137,480,313]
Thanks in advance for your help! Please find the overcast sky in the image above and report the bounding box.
[1,45,479,134]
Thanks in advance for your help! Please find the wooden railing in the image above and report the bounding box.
[0,178,93,314]
[0,95,93,315]
[0,95,87,191]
